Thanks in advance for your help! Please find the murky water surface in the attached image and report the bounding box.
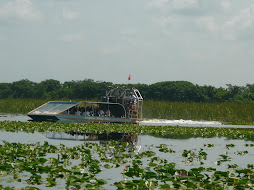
[1,114,254,189]
[1,113,254,128]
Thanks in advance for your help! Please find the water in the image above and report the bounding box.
[1,133,254,170]
[0,114,30,122]
[1,130,254,189]
[139,119,222,127]
[1,113,254,128]
[1,114,254,189]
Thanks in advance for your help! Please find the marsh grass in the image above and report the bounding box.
[1,99,254,124]
[0,99,48,114]
[143,100,254,124]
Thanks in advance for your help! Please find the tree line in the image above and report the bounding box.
[0,79,254,103]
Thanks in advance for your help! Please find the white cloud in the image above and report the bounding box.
[58,33,84,42]
[171,0,199,11]
[146,0,169,12]
[197,16,218,33]
[121,29,137,46]
[220,1,231,11]
[223,4,254,40]
[0,0,43,21]
[102,46,120,55]
[62,8,79,20]
[147,0,199,13]
[225,6,254,30]
[148,0,254,41]
[154,16,178,27]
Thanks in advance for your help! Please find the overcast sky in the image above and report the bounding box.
[0,0,254,87]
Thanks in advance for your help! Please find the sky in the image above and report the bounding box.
[0,0,254,87]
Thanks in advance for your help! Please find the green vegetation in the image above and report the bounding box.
[1,99,254,124]
[1,121,254,140]
[1,122,254,189]
[1,79,254,189]
[1,78,254,124]
[143,100,254,124]
[0,99,47,114]
[1,79,254,103]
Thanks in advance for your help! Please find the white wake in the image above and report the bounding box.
[139,119,222,127]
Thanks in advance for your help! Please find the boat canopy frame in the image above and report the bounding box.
[29,101,128,118]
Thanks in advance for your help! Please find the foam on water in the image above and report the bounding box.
[139,119,254,128]
[139,119,222,127]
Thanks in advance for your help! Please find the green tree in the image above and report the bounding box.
[0,83,12,98]
[10,79,36,98]
[40,79,61,93]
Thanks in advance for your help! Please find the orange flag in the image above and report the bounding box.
[128,75,131,81]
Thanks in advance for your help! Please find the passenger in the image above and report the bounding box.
[99,109,104,117]
[85,110,90,116]
[93,108,98,116]
[129,92,136,104]
[81,107,85,114]
[69,107,75,114]
[75,110,81,116]
[106,109,111,117]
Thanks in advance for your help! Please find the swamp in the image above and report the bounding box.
[1,117,254,189]
[1,100,254,189]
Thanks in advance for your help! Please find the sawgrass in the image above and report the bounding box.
[0,99,48,114]
[143,101,254,124]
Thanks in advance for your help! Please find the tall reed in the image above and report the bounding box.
[0,99,48,114]
[143,100,254,124]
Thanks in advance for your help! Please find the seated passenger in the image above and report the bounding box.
[99,109,104,117]
[106,109,111,117]
[93,108,98,116]
[75,110,81,116]
[85,110,90,116]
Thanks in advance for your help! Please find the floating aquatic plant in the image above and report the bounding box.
[1,121,254,141]
[1,121,254,189]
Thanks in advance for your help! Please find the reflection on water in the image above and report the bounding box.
[44,131,138,145]
[1,129,254,189]
[1,114,254,189]
[0,114,30,122]
[1,130,254,171]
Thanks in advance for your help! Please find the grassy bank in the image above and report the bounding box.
[1,99,254,124]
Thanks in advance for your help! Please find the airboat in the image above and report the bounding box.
[28,87,143,124]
